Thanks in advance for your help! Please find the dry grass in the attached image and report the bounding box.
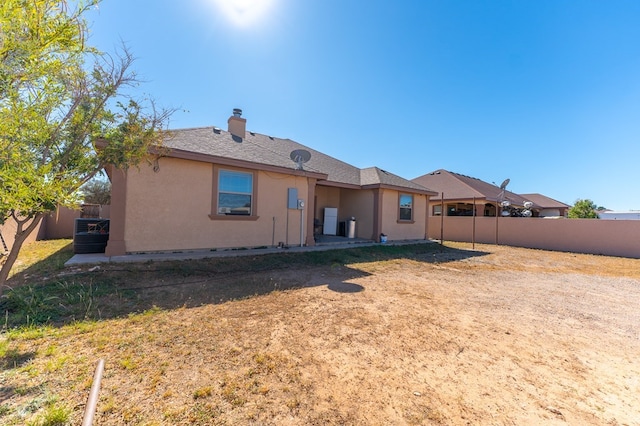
[446,241,640,278]
[1,241,639,424]
[6,239,74,279]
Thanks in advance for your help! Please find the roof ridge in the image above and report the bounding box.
[170,125,218,132]
[170,126,285,140]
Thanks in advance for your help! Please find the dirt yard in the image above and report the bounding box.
[3,242,640,425]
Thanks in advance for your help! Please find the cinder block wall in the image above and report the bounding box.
[428,216,640,258]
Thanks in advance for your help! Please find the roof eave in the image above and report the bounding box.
[317,180,362,190]
[168,148,328,179]
[362,183,438,196]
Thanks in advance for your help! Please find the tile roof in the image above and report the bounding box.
[411,169,532,206]
[163,126,433,193]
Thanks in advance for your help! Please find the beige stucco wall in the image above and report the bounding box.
[428,216,640,258]
[123,157,310,252]
[314,186,374,238]
[0,216,44,252]
[429,216,484,242]
[380,189,428,241]
[314,186,341,223]
[118,157,430,251]
[44,207,81,239]
[340,188,374,239]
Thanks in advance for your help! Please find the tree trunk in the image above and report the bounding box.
[0,213,44,296]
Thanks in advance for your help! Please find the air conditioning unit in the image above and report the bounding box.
[73,218,110,254]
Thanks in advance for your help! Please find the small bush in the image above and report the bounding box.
[27,403,70,426]
[193,387,213,399]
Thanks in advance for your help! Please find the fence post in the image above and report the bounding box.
[472,197,476,249]
[82,359,105,426]
[495,201,499,244]
[440,192,444,244]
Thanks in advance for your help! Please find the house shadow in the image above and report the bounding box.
[2,241,75,289]
[2,242,488,328]
[102,258,374,315]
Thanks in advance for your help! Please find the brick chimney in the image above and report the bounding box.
[227,108,246,139]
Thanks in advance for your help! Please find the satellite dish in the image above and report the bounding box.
[499,178,510,190]
[290,149,311,170]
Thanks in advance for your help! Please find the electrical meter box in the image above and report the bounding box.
[287,188,298,209]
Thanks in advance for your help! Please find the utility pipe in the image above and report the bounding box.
[81,359,105,426]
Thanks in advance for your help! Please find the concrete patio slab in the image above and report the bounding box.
[64,239,435,266]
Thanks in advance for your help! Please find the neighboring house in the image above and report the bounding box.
[598,211,640,220]
[412,169,536,217]
[520,193,569,218]
[101,109,436,255]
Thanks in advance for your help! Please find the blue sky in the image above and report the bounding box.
[88,0,640,211]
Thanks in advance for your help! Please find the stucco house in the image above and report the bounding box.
[101,109,436,256]
[519,193,569,218]
[412,169,572,218]
[412,169,538,217]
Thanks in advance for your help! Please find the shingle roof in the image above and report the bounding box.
[521,193,569,209]
[163,126,433,193]
[411,169,533,206]
[361,167,432,192]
